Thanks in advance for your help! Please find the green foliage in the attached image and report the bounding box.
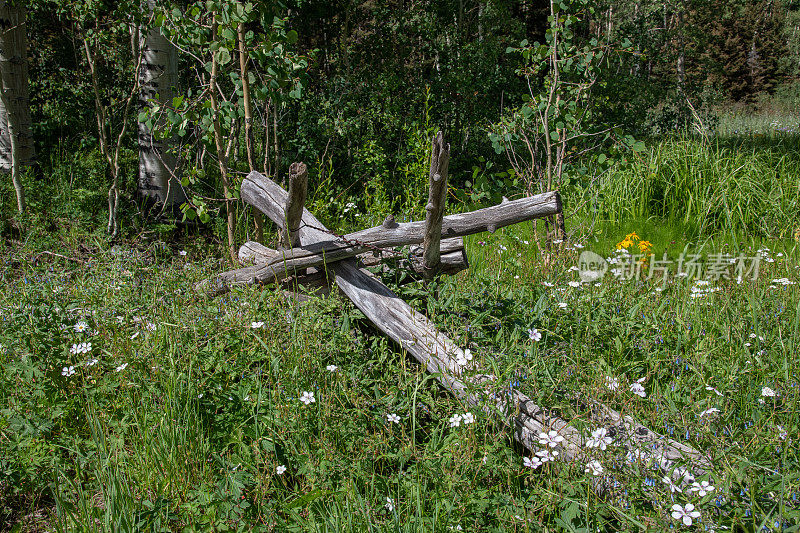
[142,1,310,224]
[489,0,637,195]
[1,209,799,530]
[587,135,800,239]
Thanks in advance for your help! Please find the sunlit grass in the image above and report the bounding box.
[2,130,800,530]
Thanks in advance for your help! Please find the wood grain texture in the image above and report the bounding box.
[280,162,308,249]
[233,171,709,476]
[241,170,562,249]
[423,131,449,278]
[199,238,468,296]
[244,173,577,454]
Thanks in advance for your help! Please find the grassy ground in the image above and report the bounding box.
[1,133,799,531]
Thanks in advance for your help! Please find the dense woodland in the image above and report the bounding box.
[1,0,798,245]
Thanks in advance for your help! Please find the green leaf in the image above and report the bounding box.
[632,141,646,153]
[216,48,231,65]
[222,27,236,41]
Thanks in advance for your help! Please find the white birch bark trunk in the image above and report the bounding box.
[137,0,184,206]
[0,1,35,211]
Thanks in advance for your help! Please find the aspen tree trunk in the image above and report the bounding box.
[0,1,35,212]
[138,0,185,208]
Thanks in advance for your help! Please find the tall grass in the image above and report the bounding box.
[589,136,800,240]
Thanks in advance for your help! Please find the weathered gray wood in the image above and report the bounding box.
[200,237,468,297]
[238,241,281,264]
[215,171,558,290]
[224,171,709,475]
[239,237,466,269]
[423,132,449,279]
[242,172,709,475]
[280,162,308,249]
[251,174,571,455]
[240,170,562,250]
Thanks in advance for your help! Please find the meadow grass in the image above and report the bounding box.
[1,132,800,531]
[1,212,798,532]
[587,136,800,240]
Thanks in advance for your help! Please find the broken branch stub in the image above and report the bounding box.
[423,131,449,279]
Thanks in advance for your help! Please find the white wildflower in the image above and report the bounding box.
[690,480,715,497]
[523,456,543,470]
[528,328,542,342]
[585,427,612,450]
[662,475,682,493]
[630,377,646,398]
[61,366,76,377]
[538,430,564,448]
[276,465,286,475]
[299,391,315,405]
[671,504,701,526]
[584,460,603,476]
[456,349,473,367]
[449,414,462,428]
[387,413,400,424]
[462,412,475,424]
[535,448,559,462]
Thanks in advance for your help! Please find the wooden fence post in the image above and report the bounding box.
[280,162,308,249]
[423,131,450,280]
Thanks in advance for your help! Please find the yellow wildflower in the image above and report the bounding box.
[638,240,653,253]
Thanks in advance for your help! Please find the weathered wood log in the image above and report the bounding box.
[240,170,561,249]
[239,237,467,272]
[201,237,468,297]
[206,171,559,292]
[243,171,710,476]
[423,132,449,279]
[279,162,308,249]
